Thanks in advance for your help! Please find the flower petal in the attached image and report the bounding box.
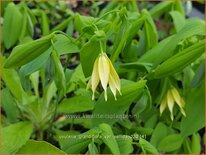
[171,88,184,108]
[104,91,108,101]
[109,74,117,100]
[105,54,121,95]
[160,95,167,115]
[167,90,175,121]
[91,58,100,100]
[98,53,110,101]
[180,98,186,116]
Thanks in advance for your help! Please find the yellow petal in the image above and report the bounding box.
[171,88,186,116]
[104,91,108,101]
[180,98,186,116]
[91,58,100,100]
[180,98,185,107]
[171,88,184,108]
[98,53,110,101]
[109,74,117,100]
[167,90,175,121]
[180,107,186,117]
[160,95,167,115]
[106,54,121,95]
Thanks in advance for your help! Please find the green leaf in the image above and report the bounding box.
[74,14,95,34]
[156,19,205,63]
[182,137,192,154]
[51,50,66,93]
[54,34,79,55]
[150,122,168,147]
[119,62,153,73]
[154,40,204,78]
[19,8,29,41]
[138,10,158,53]
[4,34,54,68]
[132,89,152,115]
[139,19,205,66]
[144,113,158,128]
[139,138,159,154]
[41,11,50,35]
[80,35,101,78]
[1,1,9,16]
[116,135,133,154]
[170,11,185,32]
[74,14,110,35]
[58,95,94,113]
[150,1,172,18]
[51,16,73,32]
[17,140,65,154]
[19,47,52,76]
[180,84,204,136]
[2,122,33,154]
[191,133,201,154]
[54,130,80,149]
[42,81,57,109]
[87,142,99,154]
[133,127,153,136]
[172,1,184,15]
[29,71,39,96]
[3,3,23,48]
[99,123,120,154]
[91,79,146,126]
[157,134,184,152]
[112,9,128,59]
[138,36,172,65]
[2,89,20,122]
[111,14,145,62]
[191,61,205,88]
[19,4,34,40]
[2,61,27,103]
[60,129,100,153]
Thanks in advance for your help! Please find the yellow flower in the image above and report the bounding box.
[87,53,121,101]
[160,87,186,120]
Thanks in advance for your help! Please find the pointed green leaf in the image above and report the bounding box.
[92,79,146,126]
[2,122,33,154]
[4,34,54,68]
[3,3,23,48]
[17,140,66,154]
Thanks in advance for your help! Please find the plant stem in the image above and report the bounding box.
[52,30,74,42]
[37,130,43,140]
[95,10,120,24]
[99,40,104,53]
[92,23,104,54]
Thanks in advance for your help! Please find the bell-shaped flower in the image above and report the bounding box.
[160,87,186,120]
[87,53,121,101]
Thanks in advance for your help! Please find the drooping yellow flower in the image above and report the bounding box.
[160,87,186,120]
[87,53,121,101]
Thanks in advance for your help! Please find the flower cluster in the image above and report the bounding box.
[87,53,121,101]
[160,87,186,120]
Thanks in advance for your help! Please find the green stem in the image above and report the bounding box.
[94,10,120,24]
[52,30,73,42]
[99,40,104,53]
[37,130,43,140]
[92,23,104,54]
